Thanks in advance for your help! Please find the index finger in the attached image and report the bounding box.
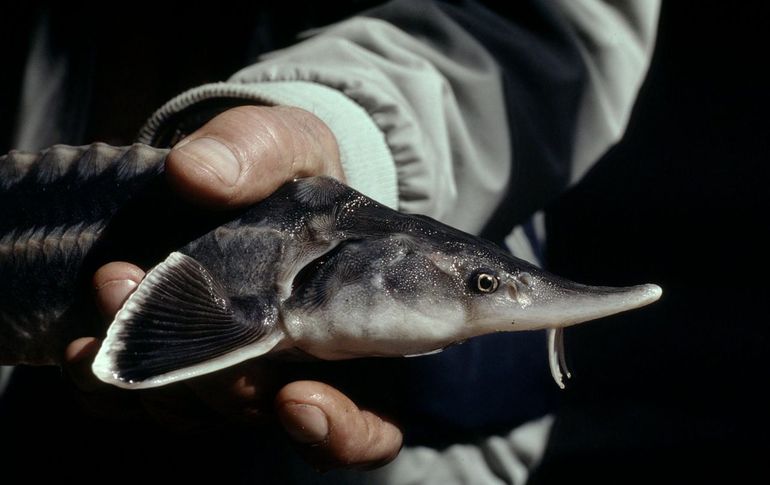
[65,262,145,391]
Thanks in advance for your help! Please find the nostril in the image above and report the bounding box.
[519,272,533,287]
[507,284,518,300]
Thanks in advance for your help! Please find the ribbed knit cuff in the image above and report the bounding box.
[138,81,398,209]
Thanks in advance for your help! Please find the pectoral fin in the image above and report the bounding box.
[403,348,444,358]
[92,252,282,389]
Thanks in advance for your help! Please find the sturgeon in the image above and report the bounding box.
[0,144,662,390]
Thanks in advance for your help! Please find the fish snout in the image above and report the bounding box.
[508,268,662,330]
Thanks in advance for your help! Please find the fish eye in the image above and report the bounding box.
[473,271,500,294]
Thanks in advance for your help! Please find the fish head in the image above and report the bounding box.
[407,235,661,388]
[455,252,661,334]
[395,217,662,337]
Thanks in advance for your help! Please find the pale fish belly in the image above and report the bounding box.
[283,281,469,360]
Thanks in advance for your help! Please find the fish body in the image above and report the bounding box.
[0,144,168,365]
[0,144,662,389]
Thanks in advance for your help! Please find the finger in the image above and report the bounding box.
[93,261,144,317]
[63,336,144,422]
[64,337,104,393]
[62,337,171,424]
[65,335,217,429]
[187,359,281,425]
[64,263,144,392]
[276,381,402,470]
[139,384,227,433]
[166,105,343,208]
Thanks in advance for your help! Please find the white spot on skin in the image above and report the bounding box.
[371,274,385,290]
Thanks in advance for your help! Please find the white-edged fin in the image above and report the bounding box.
[92,252,282,389]
[404,348,444,358]
[548,328,571,389]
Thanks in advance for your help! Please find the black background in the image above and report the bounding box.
[532,2,769,483]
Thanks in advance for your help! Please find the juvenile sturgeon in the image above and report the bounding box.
[0,144,661,389]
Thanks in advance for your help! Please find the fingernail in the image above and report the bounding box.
[96,279,137,316]
[281,404,329,444]
[175,137,240,186]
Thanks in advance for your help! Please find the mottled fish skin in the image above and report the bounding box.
[0,144,168,363]
[92,176,660,388]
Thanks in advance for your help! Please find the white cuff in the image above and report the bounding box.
[139,81,398,209]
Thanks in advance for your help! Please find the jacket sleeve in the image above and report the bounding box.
[140,0,656,238]
[140,0,507,234]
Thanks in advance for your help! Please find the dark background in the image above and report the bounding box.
[532,2,769,483]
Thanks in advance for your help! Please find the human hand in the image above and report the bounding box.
[64,105,402,470]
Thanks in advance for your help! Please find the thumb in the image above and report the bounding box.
[276,381,402,470]
[166,105,342,208]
